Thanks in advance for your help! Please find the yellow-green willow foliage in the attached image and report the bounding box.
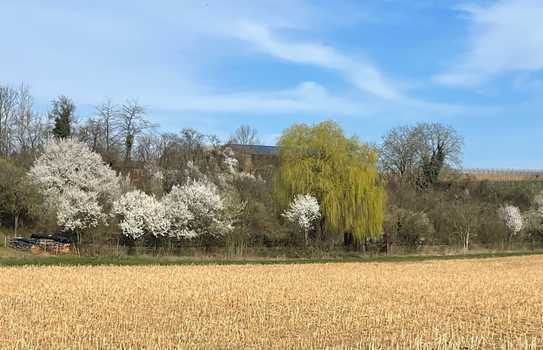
[274,121,385,242]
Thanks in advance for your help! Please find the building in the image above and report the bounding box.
[226,144,278,176]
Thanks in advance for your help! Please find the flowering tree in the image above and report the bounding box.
[29,138,119,200]
[173,179,228,241]
[161,186,194,239]
[56,187,106,232]
[282,194,321,245]
[222,147,239,175]
[112,177,238,245]
[498,205,523,243]
[276,121,384,245]
[112,190,170,240]
[29,138,120,244]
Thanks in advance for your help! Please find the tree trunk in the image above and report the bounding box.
[319,217,326,241]
[344,232,353,248]
[13,215,19,235]
[509,232,514,250]
[126,237,135,255]
[154,236,159,256]
[77,232,82,256]
[383,231,390,255]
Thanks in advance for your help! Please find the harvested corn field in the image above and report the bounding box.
[1,256,543,350]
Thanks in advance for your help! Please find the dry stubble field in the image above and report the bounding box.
[1,256,543,350]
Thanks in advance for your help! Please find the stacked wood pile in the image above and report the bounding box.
[8,234,72,255]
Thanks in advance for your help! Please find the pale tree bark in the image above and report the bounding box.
[229,124,262,145]
[78,118,103,152]
[95,99,120,152]
[14,215,19,235]
[13,85,47,157]
[379,123,463,188]
[119,100,153,163]
[450,202,479,252]
[0,85,17,156]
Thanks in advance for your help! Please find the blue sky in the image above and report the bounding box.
[1,0,543,169]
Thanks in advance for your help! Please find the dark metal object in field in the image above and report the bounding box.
[8,235,73,255]
[30,233,72,244]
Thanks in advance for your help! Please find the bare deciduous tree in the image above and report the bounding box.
[136,134,161,164]
[0,84,47,160]
[229,124,262,145]
[78,118,104,152]
[13,85,47,157]
[118,100,154,162]
[0,84,18,156]
[416,122,463,186]
[380,126,420,184]
[95,99,120,152]
[448,201,481,251]
[179,128,206,163]
[380,122,463,188]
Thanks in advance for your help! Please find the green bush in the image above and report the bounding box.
[385,208,434,248]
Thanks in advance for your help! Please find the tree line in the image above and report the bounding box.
[1,82,542,256]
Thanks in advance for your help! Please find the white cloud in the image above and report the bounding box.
[153,81,375,116]
[147,81,496,125]
[0,0,490,124]
[235,22,403,100]
[435,0,543,86]
[0,0,357,104]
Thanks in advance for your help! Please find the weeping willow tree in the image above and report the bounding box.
[274,121,385,244]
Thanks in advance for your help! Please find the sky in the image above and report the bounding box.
[1,0,543,169]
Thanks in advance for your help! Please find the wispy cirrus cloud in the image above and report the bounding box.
[435,0,543,86]
[151,81,497,124]
[235,22,403,100]
[0,0,492,122]
[151,82,375,116]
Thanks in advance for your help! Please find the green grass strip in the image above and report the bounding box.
[1,250,542,267]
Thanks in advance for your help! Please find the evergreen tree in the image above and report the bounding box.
[49,95,75,139]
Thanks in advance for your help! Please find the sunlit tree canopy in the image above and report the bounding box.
[274,121,385,242]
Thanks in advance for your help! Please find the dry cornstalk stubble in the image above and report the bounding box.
[1,256,542,349]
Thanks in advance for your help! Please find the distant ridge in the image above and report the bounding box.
[227,144,278,156]
[227,144,543,182]
[461,168,543,181]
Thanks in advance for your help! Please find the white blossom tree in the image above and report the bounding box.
[29,138,120,244]
[223,147,239,175]
[161,186,194,239]
[56,187,106,233]
[282,194,321,245]
[498,205,523,244]
[29,138,120,200]
[112,190,170,240]
[169,179,231,244]
[113,178,237,245]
